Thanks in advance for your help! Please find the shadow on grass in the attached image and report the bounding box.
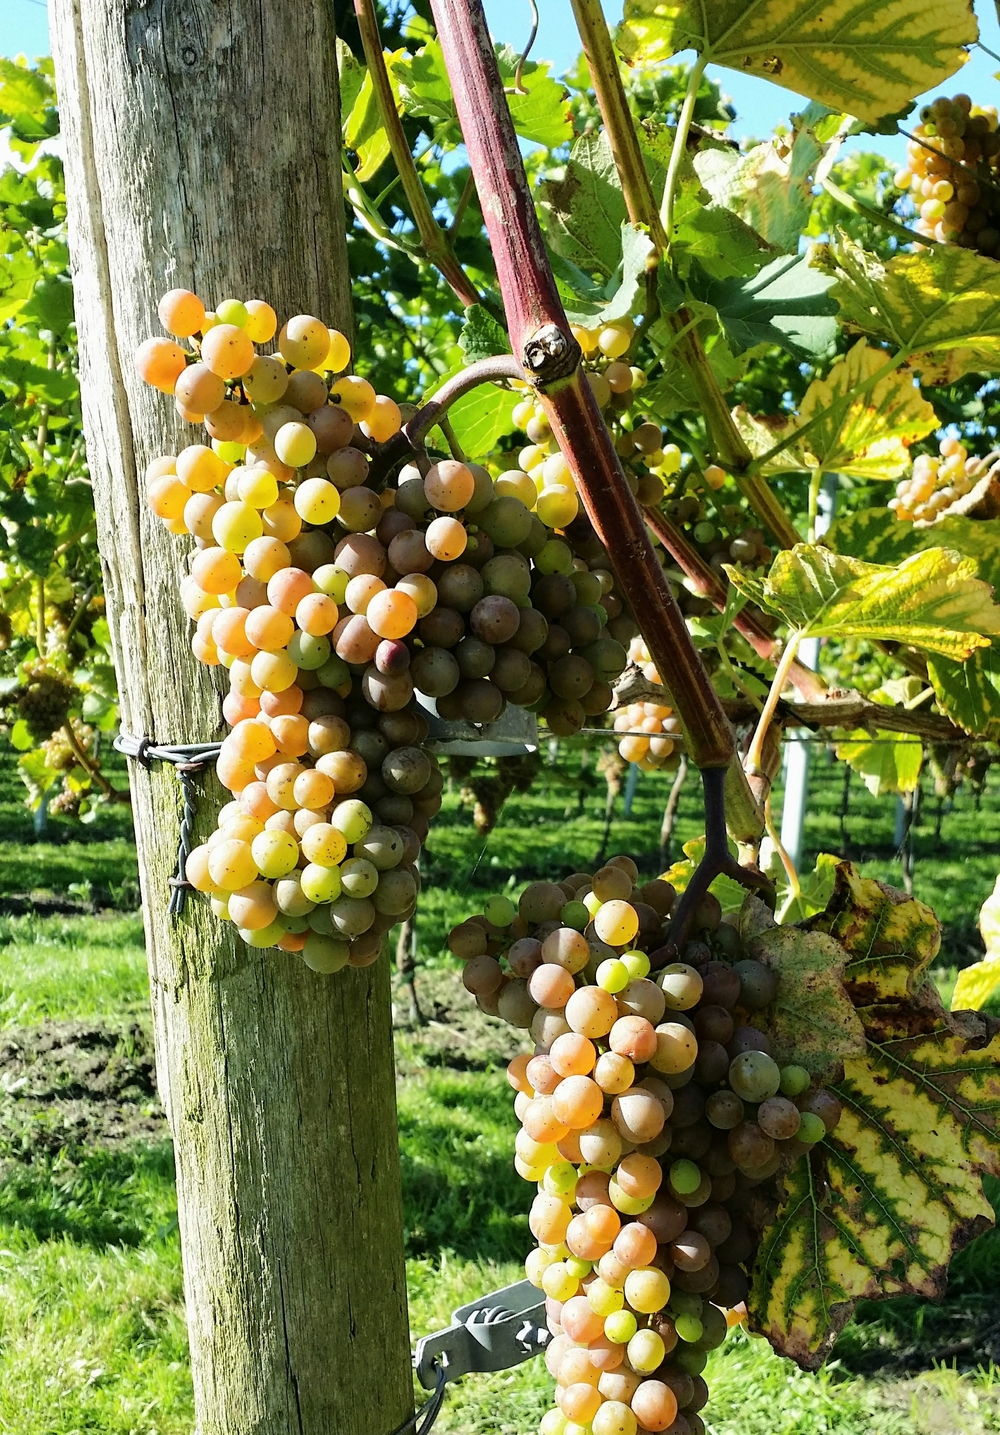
[0,1140,177,1248]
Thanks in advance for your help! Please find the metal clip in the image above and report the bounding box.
[414,1278,549,1390]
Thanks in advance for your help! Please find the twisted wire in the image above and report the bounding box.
[388,1361,447,1435]
[113,732,222,915]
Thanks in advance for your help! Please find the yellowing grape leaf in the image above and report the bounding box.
[747,921,867,1082]
[808,862,939,1004]
[834,728,923,796]
[616,0,975,126]
[927,644,1000,740]
[952,876,1000,1011]
[818,236,1000,384]
[751,865,1000,1368]
[726,545,1000,660]
[796,339,937,480]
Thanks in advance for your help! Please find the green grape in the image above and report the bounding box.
[780,1063,811,1097]
[545,1165,576,1199]
[798,1111,826,1145]
[564,1256,591,1279]
[669,1159,702,1195]
[674,1313,704,1344]
[477,495,533,547]
[597,958,631,993]
[216,297,249,327]
[317,654,351,689]
[288,631,331,670]
[536,539,574,575]
[485,894,517,927]
[302,933,350,973]
[313,564,350,602]
[604,1310,637,1344]
[330,799,373,844]
[621,950,650,979]
[560,900,590,931]
[728,1050,781,1102]
[239,919,286,949]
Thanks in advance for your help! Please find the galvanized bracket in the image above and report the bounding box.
[413,1278,549,1390]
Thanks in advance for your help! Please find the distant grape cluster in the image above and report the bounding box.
[889,436,989,522]
[613,698,681,774]
[894,94,1000,255]
[12,661,77,743]
[135,288,653,967]
[448,865,843,1435]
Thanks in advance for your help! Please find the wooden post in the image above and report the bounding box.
[49,3,413,1432]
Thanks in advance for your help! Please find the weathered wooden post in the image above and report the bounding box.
[49,2,412,1430]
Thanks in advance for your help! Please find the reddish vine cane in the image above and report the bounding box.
[426,0,771,906]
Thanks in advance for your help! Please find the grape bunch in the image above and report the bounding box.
[11,661,77,743]
[448,865,843,1435]
[889,436,990,522]
[135,286,651,968]
[894,94,1000,255]
[613,700,681,774]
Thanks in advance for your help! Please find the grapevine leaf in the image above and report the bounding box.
[336,38,365,127]
[751,866,1000,1367]
[725,545,1000,659]
[927,644,1000,739]
[541,133,631,279]
[833,728,923,796]
[458,305,511,365]
[776,851,842,926]
[688,252,838,359]
[731,407,811,475]
[747,922,867,1081]
[343,68,391,182]
[561,224,657,328]
[796,339,938,480]
[824,508,919,564]
[671,174,775,280]
[616,0,976,126]
[808,863,939,1004]
[432,379,518,461]
[953,877,1000,1011]
[693,106,831,253]
[495,47,573,150]
[818,235,1000,384]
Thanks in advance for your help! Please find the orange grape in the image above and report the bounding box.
[175,362,225,414]
[135,337,187,394]
[147,474,190,521]
[228,880,279,931]
[201,323,255,379]
[278,315,330,370]
[361,395,402,442]
[424,460,474,511]
[268,567,316,615]
[425,516,467,561]
[244,536,291,582]
[158,288,206,337]
[191,547,242,595]
[245,605,295,652]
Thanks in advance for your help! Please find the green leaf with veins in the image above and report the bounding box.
[817,234,1000,384]
[561,225,656,328]
[927,644,1000,739]
[834,728,923,796]
[726,545,1000,659]
[689,251,838,359]
[458,305,511,365]
[795,338,938,480]
[393,41,571,150]
[693,104,832,253]
[541,133,633,279]
[616,0,976,126]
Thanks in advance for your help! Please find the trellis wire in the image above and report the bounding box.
[389,1361,446,1435]
[113,732,222,915]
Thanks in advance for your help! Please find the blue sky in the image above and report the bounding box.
[5,0,1000,166]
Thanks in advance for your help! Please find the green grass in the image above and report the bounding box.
[0,913,148,1026]
[0,745,997,1432]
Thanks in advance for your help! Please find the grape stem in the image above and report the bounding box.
[365,353,525,487]
[429,0,766,844]
[566,0,798,550]
[352,0,482,309]
[641,504,827,701]
[649,767,773,968]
